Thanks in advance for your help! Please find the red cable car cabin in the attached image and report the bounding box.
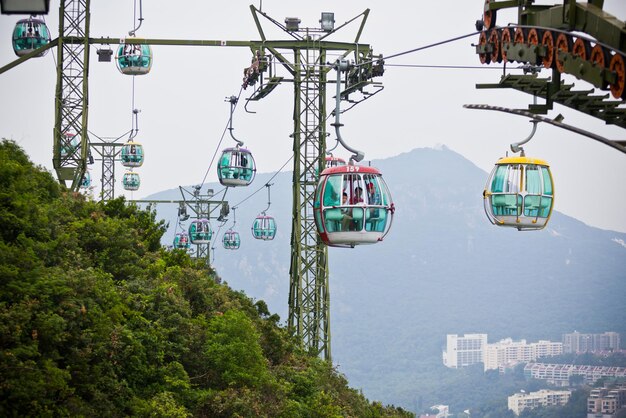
[314,165,394,248]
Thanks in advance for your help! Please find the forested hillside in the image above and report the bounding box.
[0,140,412,417]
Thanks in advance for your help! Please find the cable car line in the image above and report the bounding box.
[231,154,293,210]
[354,31,481,68]
[384,63,513,70]
[199,86,245,189]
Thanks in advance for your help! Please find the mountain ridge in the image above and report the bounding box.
[146,146,626,408]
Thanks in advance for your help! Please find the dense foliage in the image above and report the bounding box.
[0,140,412,417]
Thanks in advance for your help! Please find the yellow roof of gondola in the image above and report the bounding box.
[495,156,550,166]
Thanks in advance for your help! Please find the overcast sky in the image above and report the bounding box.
[1,0,625,232]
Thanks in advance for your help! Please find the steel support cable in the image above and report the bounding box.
[384,63,513,70]
[231,154,293,210]
[353,31,481,68]
[198,85,245,189]
[210,220,226,253]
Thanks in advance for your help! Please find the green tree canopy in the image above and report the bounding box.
[0,140,412,417]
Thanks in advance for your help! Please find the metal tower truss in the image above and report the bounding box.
[241,7,384,360]
[288,43,331,358]
[53,0,90,190]
[132,187,229,265]
[88,136,126,201]
[179,186,226,262]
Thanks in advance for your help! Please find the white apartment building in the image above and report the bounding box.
[443,334,487,368]
[508,389,571,416]
[443,334,487,369]
[484,338,562,371]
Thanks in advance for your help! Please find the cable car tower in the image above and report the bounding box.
[53,0,90,190]
[1,3,384,361]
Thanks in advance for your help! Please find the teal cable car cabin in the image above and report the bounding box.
[122,171,140,191]
[189,219,212,245]
[12,16,50,57]
[116,41,153,75]
[223,230,241,249]
[217,147,256,187]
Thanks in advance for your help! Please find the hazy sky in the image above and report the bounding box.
[1,1,625,232]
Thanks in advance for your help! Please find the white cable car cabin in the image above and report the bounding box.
[483,156,554,231]
[223,230,241,250]
[116,41,153,75]
[217,147,256,187]
[122,171,140,191]
[189,219,212,244]
[251,214,276,241]
[120,142,144,167]
[314,165,394,248]
[12,17,51,57]
[173,232,190,250]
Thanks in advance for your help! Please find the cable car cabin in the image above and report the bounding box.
[483,156,554,231]
[173,232,190,250]
[217,147,256,187]
[60,132,79,158]
[116,42,153,75]
[122,171,140,191]
[251,214,276,241]
[189,219,212,244]
[223,230,241,250]
[314,165,394,248]
[12,17,51,57]
[80,171,91,189]
[120,142,144,167]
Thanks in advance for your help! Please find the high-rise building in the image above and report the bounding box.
[508,389,571,416]
[562,331,621,353]
[442,334,487,369]
[484,338,562,371]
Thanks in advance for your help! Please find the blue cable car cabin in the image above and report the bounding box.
[173,232,190,250]
[217,147,256,187]
[223,230,241,250]
[12,17,51,57]
[314,165,394,248]
[189,219,212,244]
[251,214,276,241]
[116,42,153,75]
[122,171,140,191]
[483,156,554,230]
[80,171,91,189]
[120,142,144,167]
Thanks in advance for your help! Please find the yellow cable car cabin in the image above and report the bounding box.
[483,156,554,231]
